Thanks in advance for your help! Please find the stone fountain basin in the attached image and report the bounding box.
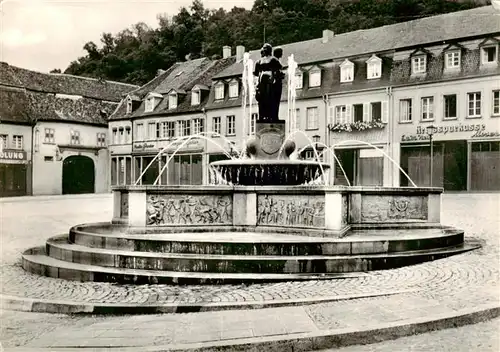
[210,159,330,186]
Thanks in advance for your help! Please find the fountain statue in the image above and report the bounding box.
[210,44,330,186]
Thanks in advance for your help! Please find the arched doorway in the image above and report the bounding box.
[62,155,95,194]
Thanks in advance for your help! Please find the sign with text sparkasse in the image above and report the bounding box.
[401,123,500,142]
[0,149,27,161]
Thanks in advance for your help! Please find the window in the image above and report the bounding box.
[191,89,200,105]
[421,97,434,121]
[193,118,204,135]
[481,46,498,64]
[353,104,363,123]
[112,128,118,144]
[145,98,154,112]
[70,131,80,145]
[412,56,427,74]
[0,134,7,150]
[340,60,354,83]
[400,99,412,122]
[125,127,131,143]
[335,105,348,124]
[44,156,54,162]
[444,95,457,119]
[309,69,321,87]
[168,93,177,109]
[212,116,221,135]
[44,128,55,143]
[306,107,319,130]
[119,128,124,143]
[126,97,132,114]
[147,122,156,139]
[467,92,481,118]
[229,81,239,98]
[215,83,224,100]
[249,113,257,134]
[295,108,300,129]
[493,91,500,116]
[178,120,191,137]
[97,132,106,146]
[295,72,303,89]
[367,55,382,79]
[445,51,460,69]
[159,121,175,138]
[136,123,144,140]
[370,102,382,121]
[226,115,236,135]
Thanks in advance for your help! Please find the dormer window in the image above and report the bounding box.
[215,82,224,100]
[481,46,498,65]
[309,68,321,88]
[168,92,178,109]
[366,55,382,79]
[412,55,427,74]
[445,50,461,69]
[145,97,154,112]
[340,59,354,83]
[191,88,200,105]
[229,80,239,98]
[126,96,132,114]
[295,72,303,89]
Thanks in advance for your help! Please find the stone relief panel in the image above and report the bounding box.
[360,195,428,222]
[120,192,129,218]
[146,194,232,226]
[341,194,349,226]
[257,195,325,228]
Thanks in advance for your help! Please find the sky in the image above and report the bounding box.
[0,0,253,73]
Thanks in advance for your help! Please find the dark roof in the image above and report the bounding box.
[0,62,138,102]
[109,57,235,120]
[0,86,117,126]
[215,5,500,78]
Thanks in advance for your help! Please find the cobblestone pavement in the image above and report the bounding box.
[0,193,499,349]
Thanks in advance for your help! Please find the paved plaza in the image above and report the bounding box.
[0,193,499,351]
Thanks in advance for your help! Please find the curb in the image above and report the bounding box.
[0,290,415,315]
[0,193,112,203]
[3,303,499,352]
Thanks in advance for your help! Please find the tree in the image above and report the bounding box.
[50,68,61,73]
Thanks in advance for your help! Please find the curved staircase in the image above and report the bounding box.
[22,223,479,285]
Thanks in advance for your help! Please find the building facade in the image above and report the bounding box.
[107,5,500,192]
[0,62,137,196]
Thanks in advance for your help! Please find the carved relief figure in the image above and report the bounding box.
[361,195,427,222]
[257,195,325,228]
[146,195,233,226]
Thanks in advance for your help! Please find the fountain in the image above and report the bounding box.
[21,44,479,285]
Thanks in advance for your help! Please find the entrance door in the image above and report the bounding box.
[0,164,27,197]
[62,156,95,194]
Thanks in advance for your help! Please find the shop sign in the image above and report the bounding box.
[402,123,499,141]
[0,149,27,160]
[133,142,157,151]
[165,139,202,152]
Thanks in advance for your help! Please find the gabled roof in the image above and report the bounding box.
[0,86,116,126]
[214,5,500,78]
[0,62,137,102]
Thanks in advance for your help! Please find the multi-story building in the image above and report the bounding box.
[108,5,499,191]
[0,62,137,196]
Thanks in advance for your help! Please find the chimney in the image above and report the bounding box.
[236,45,245,61]
[223,45,231,59]
[322,29,334,43]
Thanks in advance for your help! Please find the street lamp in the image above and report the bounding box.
[426,125,436,187]
[313,135,321,158]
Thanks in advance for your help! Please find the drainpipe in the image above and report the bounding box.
[386,86,394,186]
[322,93,331,184]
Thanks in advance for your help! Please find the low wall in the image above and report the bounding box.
[111,185,442,237]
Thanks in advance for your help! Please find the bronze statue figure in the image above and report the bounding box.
[253,43,284,122]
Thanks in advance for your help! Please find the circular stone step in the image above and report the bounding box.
[69,223,465,256]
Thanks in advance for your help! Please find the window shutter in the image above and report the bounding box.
[346,105,352,123]
[332,105,337,124]
[382,101,389,123]
[363,103,370,122]
[328,101,334,125]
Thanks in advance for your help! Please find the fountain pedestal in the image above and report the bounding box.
[247,120,289,159]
